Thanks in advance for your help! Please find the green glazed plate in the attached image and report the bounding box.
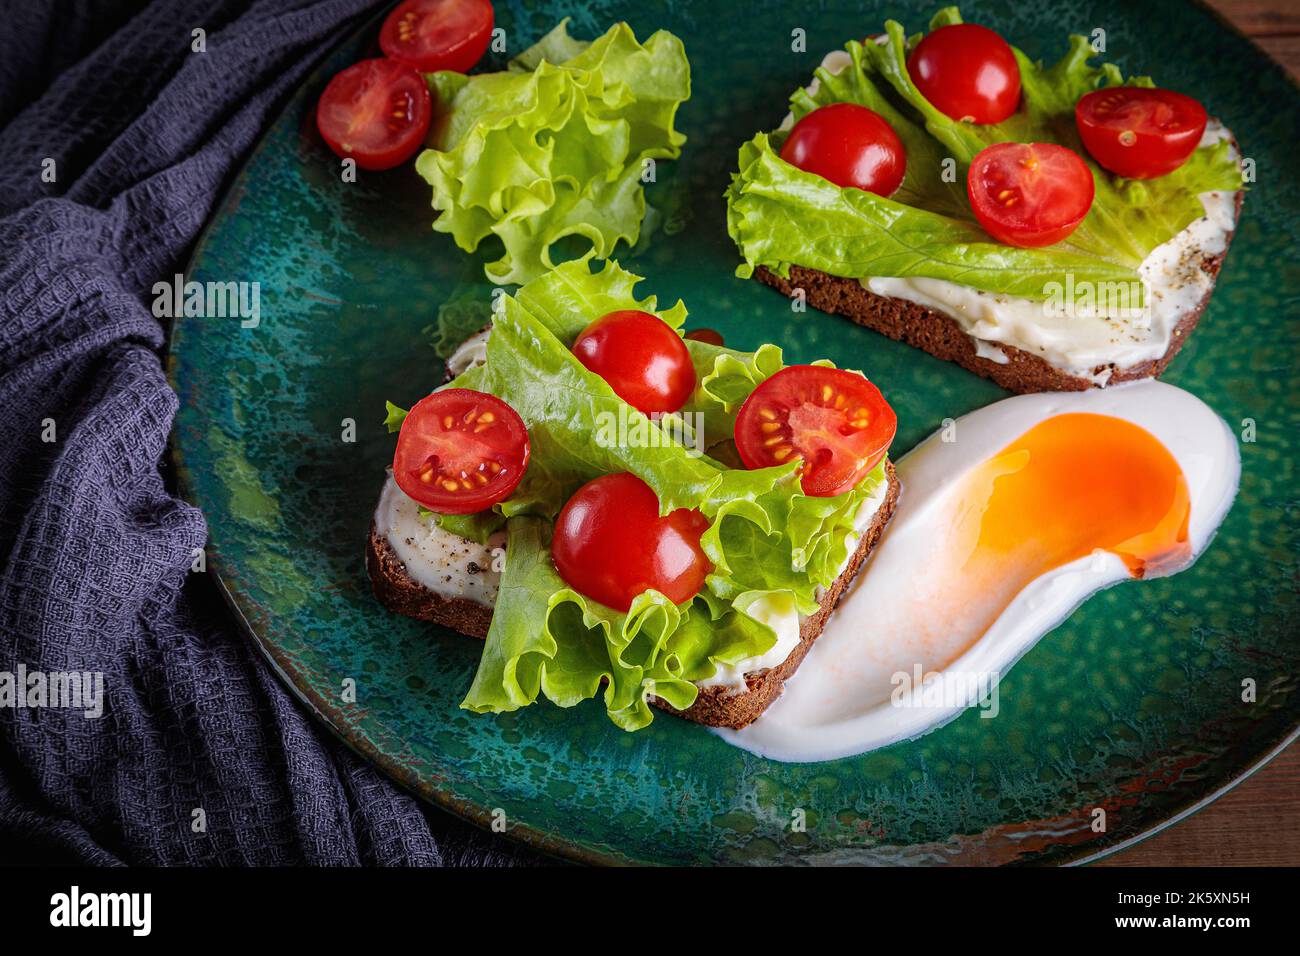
[169,0,1300,864]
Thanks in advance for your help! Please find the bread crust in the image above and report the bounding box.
[652,460,900,729]
[365,461,900,730]
[753,191,1243,394]
[366,522,494,639]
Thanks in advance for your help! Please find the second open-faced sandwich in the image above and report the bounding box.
[726,6,1246,392]
[366,259,899,730]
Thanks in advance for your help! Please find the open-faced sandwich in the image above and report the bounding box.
[366,259,899,730]
[726,6,1247,392]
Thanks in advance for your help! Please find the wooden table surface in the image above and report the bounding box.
[1096,742,1300,866]
[1098,0,1299,866]
[1203,0,1300,79]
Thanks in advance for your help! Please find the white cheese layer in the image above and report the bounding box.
[697,479,889,694]
[375,475,504,606]
[865,152,1237,378]
[781,51,1239,380]
[446,329,490,378]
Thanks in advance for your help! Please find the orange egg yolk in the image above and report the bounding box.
[940,412,1191,647]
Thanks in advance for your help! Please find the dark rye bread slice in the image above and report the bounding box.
[366,523,495,639]
[365,461,900,730]
[753,192,1242,394]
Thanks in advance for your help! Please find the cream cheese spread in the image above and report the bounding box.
[375,475,504,607]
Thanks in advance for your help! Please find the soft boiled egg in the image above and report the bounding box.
[718,380,1240,763]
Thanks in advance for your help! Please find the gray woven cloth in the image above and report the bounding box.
[0,0,539,866]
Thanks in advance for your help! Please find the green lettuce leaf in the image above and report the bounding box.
[726,6,1244,299]
[416,20,690,286]
[462,516,777,729]
[415,257,894,728]
[426,295,493,360]
[383,401,408,433]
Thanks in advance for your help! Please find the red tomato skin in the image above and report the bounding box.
[315,58,432,171]
[734,365,897,498]
[967,142,1094,248]
[907,23,1021,124]
[1075,87,1208,179]
[393,389,529,514]
[379,0,495,74]
[572,310,697,415]
[551,473,711,612]
[683,328,725,346]
[779,103,907,196]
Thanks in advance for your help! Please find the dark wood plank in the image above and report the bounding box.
[1252,34,1300,77]
[1203,0,1300,78]
[1097,742,1300,865]
[1202,0,1300,36]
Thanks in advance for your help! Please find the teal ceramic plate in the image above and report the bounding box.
[170,0,1300,864]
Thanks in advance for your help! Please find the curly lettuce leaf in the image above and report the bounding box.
[450,261,878,565]
[462,517,777,729]
[427,295,493,360]
[513,255,688,339]
[426,258,893,727]
[416,20,689,286]
[701,459,887,612]
[726,6,1243,299]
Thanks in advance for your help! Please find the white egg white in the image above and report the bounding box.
[717,380,1240,763]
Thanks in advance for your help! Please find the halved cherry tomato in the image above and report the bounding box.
[572,310,696,415]
[551,473,711,612]
[1075,87,1208,180]
[907,23,1021,124]
[316,58,432,171]
[967,142,1094,247]
[779,103,906,196]
[734,366,896,498]
[393,388,529,513]
[379,0,495,74]
[684,328,724,346]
